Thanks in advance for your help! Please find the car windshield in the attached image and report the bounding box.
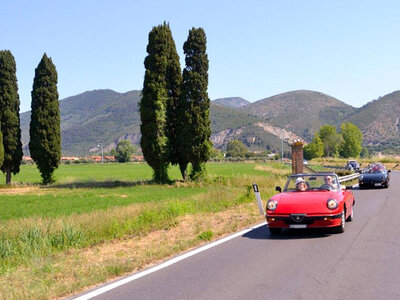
[366,166,385,174]
[284,174,340,192]
[362,163,385,174]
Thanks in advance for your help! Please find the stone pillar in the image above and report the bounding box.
[291,140,304,174]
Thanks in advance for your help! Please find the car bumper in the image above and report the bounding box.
[265,213,343,229]
[359,180,388,187]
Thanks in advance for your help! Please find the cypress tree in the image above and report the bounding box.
[0,125,4,168]
[180,28,212,180]
[164,26,184,179]
[0,50,23,184]
[140,23,171,183]
[29,53,61,184]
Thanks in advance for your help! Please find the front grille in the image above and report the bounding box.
[290,214,306,223]
[267,213,342,225]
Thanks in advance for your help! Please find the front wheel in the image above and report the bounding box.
[333,210,346,233]
[346,205,354,222]
[268,227,282,235]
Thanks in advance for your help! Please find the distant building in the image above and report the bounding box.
[131,155,144,161]
[90,155,102,162]
[104,155,115,162]
[61,156,79,161]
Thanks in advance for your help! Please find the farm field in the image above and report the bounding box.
[0,162,290,300]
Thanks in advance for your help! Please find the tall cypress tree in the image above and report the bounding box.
[180,28,212,180]
[29,53,61,184]
[164,26,184,179]
[0,124,4,168]
[0,50,23,184]
[140,23,171,183]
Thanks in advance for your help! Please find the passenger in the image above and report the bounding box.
[295,177,307,191]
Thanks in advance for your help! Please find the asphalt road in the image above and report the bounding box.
[78,171,400,300]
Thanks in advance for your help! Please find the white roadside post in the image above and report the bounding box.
[252,183,265,215]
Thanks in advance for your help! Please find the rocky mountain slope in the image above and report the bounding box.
[348,91,400,152]
[212,97,250,109]
[240,90,357,141]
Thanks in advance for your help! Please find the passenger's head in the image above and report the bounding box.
[295,177,307,191]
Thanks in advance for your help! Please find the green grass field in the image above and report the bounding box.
[1,162,276,185]
[0,162,280,220]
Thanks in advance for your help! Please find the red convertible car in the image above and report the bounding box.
[266,173,355,234]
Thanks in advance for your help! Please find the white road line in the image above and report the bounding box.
[73,222,267,299]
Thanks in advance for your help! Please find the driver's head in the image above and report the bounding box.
[324,176,333,184]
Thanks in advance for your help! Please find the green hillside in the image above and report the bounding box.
[19,88,400,156]
[210,103,261,132]
[20,90,279,156]
[21,90,142,156]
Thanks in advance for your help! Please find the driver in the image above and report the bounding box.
[321,175,337,190]
[295,177,307,191]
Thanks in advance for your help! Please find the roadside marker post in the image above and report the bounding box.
[252,183,265,215]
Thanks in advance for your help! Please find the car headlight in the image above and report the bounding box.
[267,200,278,211]
[327,199,338,210]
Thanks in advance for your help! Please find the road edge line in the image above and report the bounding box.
[73,222,267,299]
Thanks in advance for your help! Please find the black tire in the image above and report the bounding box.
[268,227,281,235]
[333,210,346,233]
[346,204,354,222]
[385,182,389,189]
[359,183,364,189]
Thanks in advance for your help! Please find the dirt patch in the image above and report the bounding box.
[254,165,290,175]
[0,186,40,195]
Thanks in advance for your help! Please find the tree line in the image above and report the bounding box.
[0,51,61,185]
[304,122,364,159]
[140,23,211,182]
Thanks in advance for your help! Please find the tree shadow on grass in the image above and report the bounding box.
[43,179,163,189]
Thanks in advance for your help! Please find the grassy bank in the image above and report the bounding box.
[0,162,290,299]
[311,157,400,170]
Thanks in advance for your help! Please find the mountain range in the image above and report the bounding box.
[19,89,400,156]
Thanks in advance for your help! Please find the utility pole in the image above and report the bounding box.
[281,130,284,163]
[97,144,104,164]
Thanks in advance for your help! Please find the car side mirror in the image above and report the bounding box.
[275,186,282,193]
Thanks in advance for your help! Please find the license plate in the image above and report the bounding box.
[374,183,382,186]
[289,224,307,229]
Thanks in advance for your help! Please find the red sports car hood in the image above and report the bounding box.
[269,190,341,214]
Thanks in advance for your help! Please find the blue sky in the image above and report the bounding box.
[2,0,400,112]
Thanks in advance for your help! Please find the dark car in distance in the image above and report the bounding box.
[345,160,360,172]
[359,163,390,189]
